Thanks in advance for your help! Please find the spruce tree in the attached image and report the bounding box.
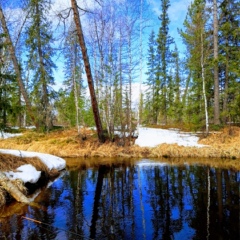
[0,5,37,128]
[156,0,173,124]
[170,44,182,123]
[25,0,56,131]
[145,30,157,124]
[219,0,240,124]
[0,33,22,129]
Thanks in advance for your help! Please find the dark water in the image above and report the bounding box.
[0,159,239,240]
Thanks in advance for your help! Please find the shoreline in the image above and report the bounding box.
[0,140,239,159]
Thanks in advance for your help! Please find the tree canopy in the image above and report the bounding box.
[0,0,239,140]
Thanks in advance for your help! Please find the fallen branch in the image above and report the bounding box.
[22,216,91,239]
[0,172,30,204]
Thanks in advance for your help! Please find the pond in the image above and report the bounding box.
[0,158,239,240]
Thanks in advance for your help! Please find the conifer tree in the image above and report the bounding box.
[219,0,240,124]
[0,5,37,128]
[156,0,173,124]
[25,0,56,131]
[170,44,182,123]
[145,30,157,124]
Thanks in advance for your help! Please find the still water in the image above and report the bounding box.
[0,158,239,240]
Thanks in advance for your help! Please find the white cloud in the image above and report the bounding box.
[169,0,192,22]
[149,0,191,21]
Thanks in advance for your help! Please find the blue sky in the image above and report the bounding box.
[3,0,192,88]
[51,0,192,88]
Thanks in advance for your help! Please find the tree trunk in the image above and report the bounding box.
[70,0,105,143]
[90,165,106,239]
[137,0,143,134]
[206,167,210,240]
[73,50,80,134]
[213,0,220,125]
[0,172,30,204]
[223,40,229,123]
[201,32,209,134]
[0,6,37,128]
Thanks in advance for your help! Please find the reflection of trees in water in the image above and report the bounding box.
[89,164,137,239]
[144,165,239,240]
[0,163,239,239]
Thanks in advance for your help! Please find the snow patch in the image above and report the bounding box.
[0,132,22,139]
[4,164,41,183]
[135,127,205,148]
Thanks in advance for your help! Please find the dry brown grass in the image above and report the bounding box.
[0,188,6,207]
[0,153,59,180]
[0,126,239,168]
[0,153,47,172]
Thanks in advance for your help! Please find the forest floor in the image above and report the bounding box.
[0,126,240,170]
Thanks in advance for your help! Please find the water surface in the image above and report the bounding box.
[0,158,239,239]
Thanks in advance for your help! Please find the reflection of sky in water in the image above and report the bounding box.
[174,223,196,240]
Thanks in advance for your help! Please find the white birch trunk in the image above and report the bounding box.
[72,44,80,133]
[201,32,209,134]
[137,0,143,136]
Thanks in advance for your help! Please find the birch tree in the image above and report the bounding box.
[201,31,209,134]
[57,23,85,131]
[180,0,211,130]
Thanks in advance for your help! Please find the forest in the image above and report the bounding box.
[0,0,239,143]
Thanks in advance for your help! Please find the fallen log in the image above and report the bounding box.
[0,172,30,204]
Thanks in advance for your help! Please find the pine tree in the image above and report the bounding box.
[0,5,37,128]
[25,0,56,131]
[169,44,182,123]
[0,32,23,129]
[219,0,240,124]
[156,0,173,124]
[145,30,157,124]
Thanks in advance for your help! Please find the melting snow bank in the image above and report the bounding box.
[135,127,206,148]
[0,131,22,139]
[0,149,66,184]
[0,149,66,170]
[4,164,41,184]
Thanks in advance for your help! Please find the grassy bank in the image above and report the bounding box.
[0,126,239,163]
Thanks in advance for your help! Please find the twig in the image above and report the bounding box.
[22,216,93,239]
